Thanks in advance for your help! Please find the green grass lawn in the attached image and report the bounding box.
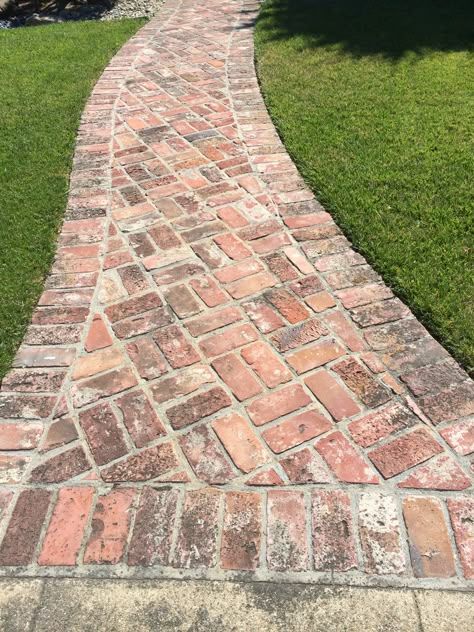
[255,0,474,375]
[0,18,144,379]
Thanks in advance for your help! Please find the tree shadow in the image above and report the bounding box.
[257,0,474,60]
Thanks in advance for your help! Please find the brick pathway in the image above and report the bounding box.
[0,0,472,589]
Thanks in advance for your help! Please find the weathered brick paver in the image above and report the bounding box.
[0,0,472,590]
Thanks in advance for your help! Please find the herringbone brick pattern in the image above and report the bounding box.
[0,0,472,588]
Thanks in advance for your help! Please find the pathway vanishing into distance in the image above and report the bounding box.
[0,0,472,589]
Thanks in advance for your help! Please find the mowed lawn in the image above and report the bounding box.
[0,18,144,378]
[255,0,474,374]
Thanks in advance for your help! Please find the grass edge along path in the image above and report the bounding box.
[255,0,474,376]
[0,18,145,379]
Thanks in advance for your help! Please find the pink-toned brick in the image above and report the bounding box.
[84,488,136,564]
[315,431,380,484]
[154,325,201,368]
[212,353,262,401]
[312,490,357,572]
[305,370,360,421]
[84,314,113,352]
[267,490,308,571]
[226,272,276,299]
[213,413,270,473]
[221,492,261,570]
[246,384,312,427]
[262,409,332,454]
[189,276,228,307]
[38,487,95,566]
[286,340,345,375]
[199,323,258,357]
[403,497,456,578]
[447,497,474,579]
[241,341,292,388]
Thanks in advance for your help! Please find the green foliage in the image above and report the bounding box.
[255,0,474,375]
[0,19,145,378]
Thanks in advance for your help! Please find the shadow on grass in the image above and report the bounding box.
[257,0,474,59]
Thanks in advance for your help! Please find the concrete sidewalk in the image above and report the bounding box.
[1,578,473,631]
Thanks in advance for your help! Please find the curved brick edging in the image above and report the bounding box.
[0,0,472,589]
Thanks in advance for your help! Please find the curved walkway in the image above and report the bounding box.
[0,0,472,589]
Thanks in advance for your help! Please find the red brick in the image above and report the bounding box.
[71,366,137,408]
[105,292,162,323]
[154,325,201,368]
[214,233,251,260]
[29,445,90,483]
[419,382,474,425]
[283,247,314,274]
[271,317,328,352]
[32,306,89,325]
[41,417,77,452]
[242,298,285,333]
[149,224,182,250]
[246,384,312,427]
[246,468,284,486]
[163,284,202,318]
[398,455,471,491]
[186,306,242,337]
[221,492,261,570]
[368,428,443,478]
[116,390,166,448]
[447,497,474,579]
[287,339,345,375]
[305,371,360,421]
[84,314,113,352]
[241,341,292,388]
[313,251,365,272]
[238,220,281,241]
[323,311,366,352]
[212,353,262,401]
[264,288,310,324]
[336,284,393,309]
[199,323,258,357]
[262,252,299,282]
[118,264,150,295]
[332,358,391,408]
[262,409,332,454]
[280,447,332,483]
[284,212,331,228]
[252,232,292,254]
[312,490,357,572]
[315,431,380,484]
[214,259,263,284]
[167,386,231,430]
[440,419,474,456]
[267,490,308,571]
[348,403,417,448]
[358,494,405,575]
[189,276,228,307]
[179,425,236,484]
[173,489,222,568]
[126,338,167,380]
[0,422,43,450]
[305,291,336,313]
[153,262,205,285]
[0,393,56,419]
[226,272,276,299]
[128,487,179,566]
[72,347,124,381]
[213,413,270,473]
[13,345,76,367]
[360,351,386,374]
[38,487,95,566]
[217,205,249,228]
[1,369,65,393]
[101,442,179,482]
[79,402,128,466]
[84,488,136,564]
[290,275,324,297]
[0,489,52,565]
[403,497,456,578]
[292,223,341,242]
[150,365,215,404]
[0,490,12,522]
[382,338,448,374]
